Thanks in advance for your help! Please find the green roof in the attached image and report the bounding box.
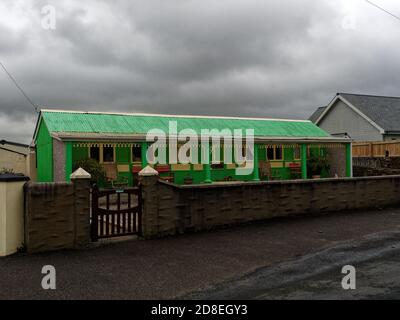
[37,110,330,139]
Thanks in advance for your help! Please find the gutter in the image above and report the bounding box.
[52,132,351,144]
[0,139,30,148]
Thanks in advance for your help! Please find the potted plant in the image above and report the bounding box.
[307,154,330,179]
[73,158,106,186]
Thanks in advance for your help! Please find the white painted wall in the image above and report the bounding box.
[0,181,25,256]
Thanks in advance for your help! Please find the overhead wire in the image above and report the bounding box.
[0,61,39,113]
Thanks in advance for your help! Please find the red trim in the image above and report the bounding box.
[288,162,301,168]
[155,165,170,173]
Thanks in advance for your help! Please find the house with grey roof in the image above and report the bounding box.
[309,93,400,141]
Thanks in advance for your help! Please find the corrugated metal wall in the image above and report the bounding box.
[36,120,53,182]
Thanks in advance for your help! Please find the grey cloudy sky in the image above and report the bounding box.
[1,0,400,143]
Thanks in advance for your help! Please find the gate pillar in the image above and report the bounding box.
[138,166,159,239]
[70,168,91,245]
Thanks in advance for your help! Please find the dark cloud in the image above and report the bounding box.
[1,0,400,143]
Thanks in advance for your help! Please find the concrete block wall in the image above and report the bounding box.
[24,178,91,253]
[353,157,400,176]
[140,175,400,239]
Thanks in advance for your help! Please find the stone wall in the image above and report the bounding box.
[24,177,90,253]
[353,157,400,176]
[140,175,400,239]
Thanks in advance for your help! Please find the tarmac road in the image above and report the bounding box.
[1,207,400,299]
[184,232,400,299]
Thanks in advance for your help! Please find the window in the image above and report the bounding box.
[294,146,300,160]
[241,145,246,158]
[275,146,283,160]
[177,143,188,163]
[148,143,157,164]
[178,142,197,164]
[90,146,100,162]
[237,144,253,161]
[267,147,274,160]
[266,146,284,160]
[246,146,254,160]
[185,147,190,158]
[103,146,114,163]
[132,145,142,162]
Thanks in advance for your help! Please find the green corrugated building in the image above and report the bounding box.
[32,109,352,185]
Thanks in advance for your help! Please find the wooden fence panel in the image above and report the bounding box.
[353,141,400,157]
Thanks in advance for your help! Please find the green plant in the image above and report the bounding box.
[307,154,330,178]
[0,167,14,174]
[73,158,105,185]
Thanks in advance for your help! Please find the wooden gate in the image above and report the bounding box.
[91,186,142,241]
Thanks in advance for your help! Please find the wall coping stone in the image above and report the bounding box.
[158,174,400,190]
[70,167,91,180]
[139,165,159,176]
[0,174,30,182]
